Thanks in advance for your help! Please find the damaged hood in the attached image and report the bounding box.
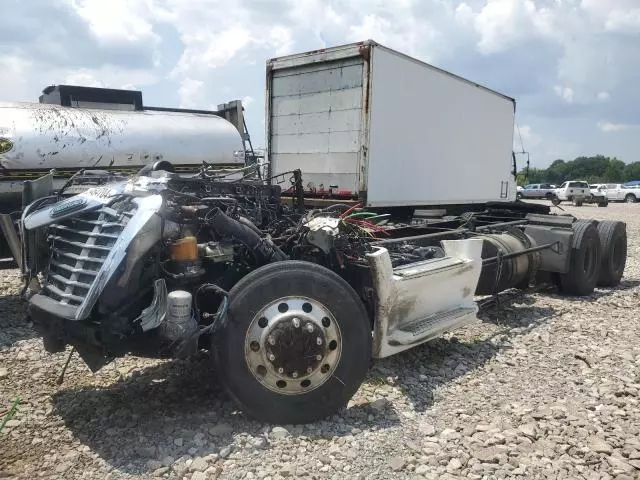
[23,174,170,230]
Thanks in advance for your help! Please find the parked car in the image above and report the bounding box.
[598,184,640,203]
[517,183,556,199]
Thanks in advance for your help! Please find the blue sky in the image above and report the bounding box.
[1,0,639,169]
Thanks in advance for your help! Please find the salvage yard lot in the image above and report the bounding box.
[1,201,639,480]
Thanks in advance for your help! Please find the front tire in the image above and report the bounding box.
[625,194,637,203]
[213,261,372,424]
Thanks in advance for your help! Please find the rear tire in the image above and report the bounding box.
[597,198,608,207]
[559,220,601,296]
[596,221,627,286]
[573,198,583,206]
[213,261,372,424]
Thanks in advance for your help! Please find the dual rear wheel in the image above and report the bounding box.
[559,220,626,295]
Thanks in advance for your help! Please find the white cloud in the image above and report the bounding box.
[515,124,542,149]
[554,85,574,103]
[267,26,294,57]
[347,14,435,59]
[63,71,105,88]
[472,0,556,54]
[598,121,640,133]
[242,96,255,109]
[66,0,159,47]
[172,26,253,77]
[178,78,204,108]
[605,9,640,33]
[581,0,640,33]
[597,91,610,101]
[62,67,157,90]
[0,56,33,101]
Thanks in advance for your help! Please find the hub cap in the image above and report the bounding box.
[245,297,342,395]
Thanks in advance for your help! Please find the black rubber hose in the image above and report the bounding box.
[238,216,263,235]
[322,204,351,213]
[210,209,287,263]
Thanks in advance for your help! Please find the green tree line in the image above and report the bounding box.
[517,155,640,185]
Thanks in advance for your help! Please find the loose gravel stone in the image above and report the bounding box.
[388,457,405,471]
[589,437,614,454]
[269,426,290,440]
[2,202,640,479]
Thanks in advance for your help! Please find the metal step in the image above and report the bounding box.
[388,307,477,346]
[393,256,466,278]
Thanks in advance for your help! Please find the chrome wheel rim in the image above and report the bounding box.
[245,296,342,395]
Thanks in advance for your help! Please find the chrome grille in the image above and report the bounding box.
[42,204,136,307]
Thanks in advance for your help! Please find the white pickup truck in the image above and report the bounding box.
[552,181,607,207]
[554,181,590,201]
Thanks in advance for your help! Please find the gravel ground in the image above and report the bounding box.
[1,202,640,480]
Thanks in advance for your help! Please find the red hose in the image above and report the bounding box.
[339,203,362,218]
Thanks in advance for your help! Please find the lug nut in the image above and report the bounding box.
[292,318,300,328]
[268,336,275,346]
[307,367,313,374]
[316,337,322,346]
[316,354,322,361]
[292,371,298,378]
[268,353,276,361]
[278,367,284,374]
[306,323,314,333]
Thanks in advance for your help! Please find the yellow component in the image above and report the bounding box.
[170,236,198,261]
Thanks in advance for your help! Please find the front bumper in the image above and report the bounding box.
[28,300,112,371]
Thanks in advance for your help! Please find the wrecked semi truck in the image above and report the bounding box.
[15,41,628,424]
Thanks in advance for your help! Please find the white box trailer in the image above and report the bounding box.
[266,40,517,207]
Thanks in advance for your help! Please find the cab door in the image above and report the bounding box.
[607,184,623,200]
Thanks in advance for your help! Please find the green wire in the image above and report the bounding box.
[0,396,20,434]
